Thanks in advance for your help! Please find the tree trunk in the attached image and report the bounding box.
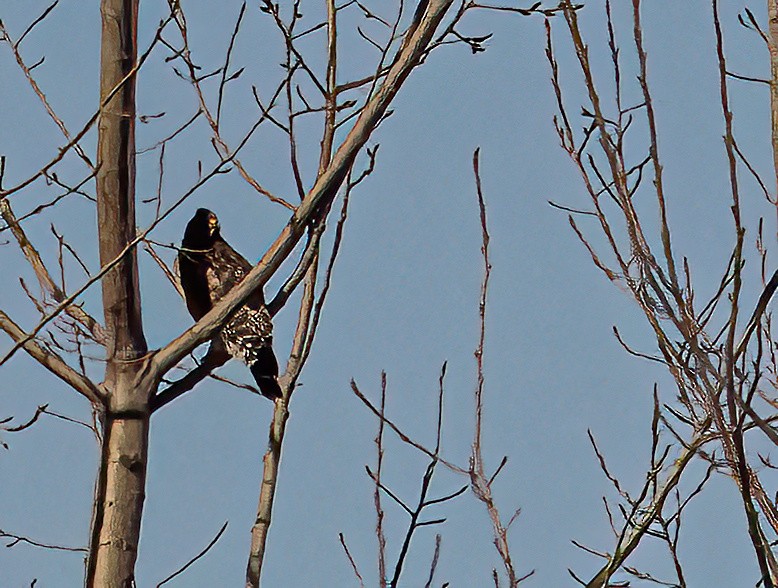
[87,409,149,587]
[86,0,150,585]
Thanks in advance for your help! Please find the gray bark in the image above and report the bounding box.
[86,1,151,586]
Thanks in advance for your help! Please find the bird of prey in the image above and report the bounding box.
[179,208,282,400]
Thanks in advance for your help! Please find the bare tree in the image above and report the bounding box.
[0,1,565,585]
[547,1,778,585]
[21,1,771,586]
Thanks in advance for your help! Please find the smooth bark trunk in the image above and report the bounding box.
[87,410,149,587]
[86,0,149,586]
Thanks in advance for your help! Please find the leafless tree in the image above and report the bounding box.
[337,3,778,585]
[547,1,778,585]
[0,1,567,586]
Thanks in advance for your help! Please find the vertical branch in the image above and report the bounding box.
[244,393,290,587]
[95,0,147,367]
[469,149,526,586]
[244,230,319,586]
[284,3,307,200]
[714,2,774,581]
[246,3,339,584]
[631,0,678,290]
[768,0,778,199]
[244,225,321,585]
[472,147,490,455]
[87,0,152,586]
[320,0,338,171]
[240,3,458,584]
[375,372,388,588]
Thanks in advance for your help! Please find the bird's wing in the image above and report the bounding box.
[178,250,212,320]
[206,239,265,306]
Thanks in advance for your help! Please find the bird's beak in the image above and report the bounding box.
[208,215,219,235]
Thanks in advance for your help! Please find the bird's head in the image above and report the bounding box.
[206,210,220,236]
[182,208,221,249]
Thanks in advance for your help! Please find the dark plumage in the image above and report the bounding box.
[179,208,282,400]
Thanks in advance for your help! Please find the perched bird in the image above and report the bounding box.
[179,208,282,400]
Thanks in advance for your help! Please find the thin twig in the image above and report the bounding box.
[156,521,228,587]
[469,147,525,586]
[375,372,388,587]
[350,379,465,474]
[338,532,366,588]
[1,528,86,553]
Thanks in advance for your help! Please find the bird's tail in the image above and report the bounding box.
[250,347,282,400]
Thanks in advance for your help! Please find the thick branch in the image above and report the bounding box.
[243,4,457,585]
[87,2,151,587]
[95,0,147,366]
[151,344,229,411]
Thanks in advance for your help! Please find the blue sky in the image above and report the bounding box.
[1,1,775,586]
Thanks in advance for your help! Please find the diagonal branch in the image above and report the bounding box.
[0,173,106,344]
[151,0,459,383]
[350,378,466,474]
[0,108,271,369]
[0,12,176,202]
[156,521,228,587]
[584,428,708,588]
[0,310,104,405]
[0,7,95,170]
[151,343,229,412]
